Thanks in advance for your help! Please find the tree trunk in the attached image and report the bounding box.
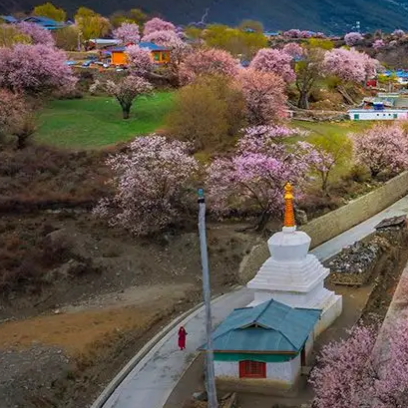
[298,91,310,110]
[256,210,271,232]
[122,107,130,120]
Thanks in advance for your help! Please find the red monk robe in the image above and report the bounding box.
[178,326,187,350]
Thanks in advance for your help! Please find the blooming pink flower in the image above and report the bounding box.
[126,45,154,75]
[351,123,408,177]
[323,48,376,83]
[0,43,76,94]
[94,135,198,236]
[206,126,318,221]
[143,17,176,36]
[373,39,386,50]
[235,69,288,125]
[179,48,239,84]
[250,48,296,83]
[17,21,55,46]
[283,43,304,59]
[113,22,140,44]
[344,32,364,46]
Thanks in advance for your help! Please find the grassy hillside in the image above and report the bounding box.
[3,0,408,33]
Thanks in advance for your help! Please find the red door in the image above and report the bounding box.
[239,360,266,379]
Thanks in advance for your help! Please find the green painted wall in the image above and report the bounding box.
[214,352,298,363]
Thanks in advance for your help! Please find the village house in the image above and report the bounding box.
[348,108,408,121]
[107,42,171,66]
[22,16,65,30]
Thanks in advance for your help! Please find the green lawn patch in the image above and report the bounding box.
[289,120,374,182]
[34,92,175,149]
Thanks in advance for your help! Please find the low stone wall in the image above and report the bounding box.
[239,171,408,284]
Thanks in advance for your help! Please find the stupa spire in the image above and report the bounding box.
[283,183,296,229]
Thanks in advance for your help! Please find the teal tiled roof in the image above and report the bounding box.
[199,299,320,353]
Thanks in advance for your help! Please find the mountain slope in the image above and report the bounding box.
[2,0,408,33]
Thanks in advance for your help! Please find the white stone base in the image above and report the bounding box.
[314,293,342,337]
[247,286,342,338]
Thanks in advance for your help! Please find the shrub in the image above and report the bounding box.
[53,26,79,51]
[165,75,246,150]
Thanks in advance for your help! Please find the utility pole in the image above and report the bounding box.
[197,189,218,408]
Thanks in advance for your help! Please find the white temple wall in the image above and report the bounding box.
[266,355,300,383]
[214,356,301,385]
[305,334,314,360]
[214,361,239,377]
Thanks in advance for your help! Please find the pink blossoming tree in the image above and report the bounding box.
[373,39,386,50]
[311,320,408,408]
[310,325,377,408]
[94,135,198,236]
[143,17,176,36]
[283,42,304,59]
[90,76,153,119]
[16,21,55,46]
[126,45,154,76]
[323,48,374,83]
[206,126,318,229]
[235,68,288,125]
[250,48,296,83]
[392,29,405,38]
[283,29,302,38]
[179,48,239,84]
[351,123,408,178]
[113,22,140,44]
[0,44,76,94]
[344,31,364,46]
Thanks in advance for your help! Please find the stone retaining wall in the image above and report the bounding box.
[239,171,408,284]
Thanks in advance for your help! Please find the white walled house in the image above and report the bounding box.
[199,299,320,392]
[348,109,408,121]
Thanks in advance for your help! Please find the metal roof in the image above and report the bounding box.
[1,15,18,23]
[199,299,320,354]
[139,42,170,51]
[23,16,64,27]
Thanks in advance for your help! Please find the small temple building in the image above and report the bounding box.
[199,299,320,390]
[200,183,342,392]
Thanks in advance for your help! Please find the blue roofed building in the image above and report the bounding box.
[23,16,65,30]
[199,298,320,392]
[0,15,18,24]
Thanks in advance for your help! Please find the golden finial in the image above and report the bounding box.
[283,182,296,228]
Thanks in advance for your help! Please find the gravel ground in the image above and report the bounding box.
[0,346,71,408]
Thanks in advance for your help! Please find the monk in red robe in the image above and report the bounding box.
[178,326,187,350]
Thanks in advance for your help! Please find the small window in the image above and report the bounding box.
[154,53,160,61]
[239,360,266,379]
[394,114,398,119]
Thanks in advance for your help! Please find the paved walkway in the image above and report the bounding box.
[98,194,408,408]
[312,195,408,261]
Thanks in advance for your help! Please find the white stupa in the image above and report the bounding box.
[247,183,342,337]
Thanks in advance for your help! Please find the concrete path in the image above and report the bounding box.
[101,288,253,408]
[97,194,408,408]
[311,195,408,262]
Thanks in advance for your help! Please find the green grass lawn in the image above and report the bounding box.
[289,120,375,182]
[34,92,175,149]
[291,120,373,141]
